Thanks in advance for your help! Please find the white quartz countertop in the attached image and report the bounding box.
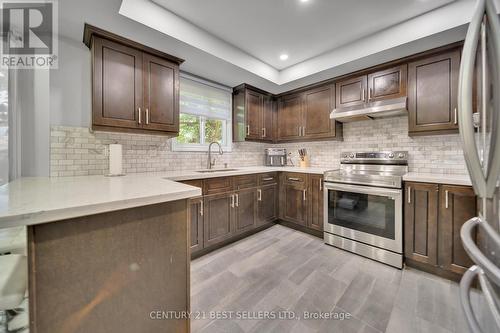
[403,172,472,186]
[0,166,334,229]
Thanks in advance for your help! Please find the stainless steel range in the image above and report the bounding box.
[323,151,408,268]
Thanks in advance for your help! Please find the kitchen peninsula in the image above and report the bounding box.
[0,175,201,333]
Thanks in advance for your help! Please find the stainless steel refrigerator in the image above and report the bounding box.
[458,0,500,332]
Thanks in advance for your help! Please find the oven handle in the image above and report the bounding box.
[324,182,402,198]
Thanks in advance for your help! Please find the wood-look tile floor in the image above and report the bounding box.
[190,225,471,333]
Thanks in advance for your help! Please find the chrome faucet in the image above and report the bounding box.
[207,142,223,169]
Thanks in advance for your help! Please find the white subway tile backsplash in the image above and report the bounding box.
[50,116,467,177]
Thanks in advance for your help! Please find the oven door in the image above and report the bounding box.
[323,182,403,253]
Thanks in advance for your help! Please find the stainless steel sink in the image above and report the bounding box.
[195,169,239,173]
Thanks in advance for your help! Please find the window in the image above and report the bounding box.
[0,68,8,185]
[173,74,232,152]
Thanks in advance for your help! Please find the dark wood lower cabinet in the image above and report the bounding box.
[234,188,257,235]
[258,184,278,226]
[404,182,439,266]
[188,197,204,254]
[281,182,308,226]
[404,181,478,281]
[308,175,324,232]
[203,192,234,248]
[438,185,477,275]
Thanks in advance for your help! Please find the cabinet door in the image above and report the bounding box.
[262,95,274,141]
[367,65,407,102]
[303,85,336,139]
[203,193,234,248]
[408,50,460,135]
[258,184,278,226]
[277,93,303,140]
[142,53,179,132]
[245,90,263,140]
[335,75,367,109]
[404,182,439,265]
[308,175,324,232]
[280,173,308,226]
[438,185,477,275]
[92,37,143,129]
[188,198,204,254]
[232,89,246,142]
[234,188,257,235]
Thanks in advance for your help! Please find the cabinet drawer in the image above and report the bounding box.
[203,177,233,195]
[179,179,203,189]
[233,174,258,190]
[283,172,307,187]
[258,172,278,185]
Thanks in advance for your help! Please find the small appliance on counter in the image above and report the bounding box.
[265,148,287,166]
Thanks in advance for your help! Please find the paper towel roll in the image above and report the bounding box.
[109,144,123,175]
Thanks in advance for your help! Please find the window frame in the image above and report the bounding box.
[172,73,233,152]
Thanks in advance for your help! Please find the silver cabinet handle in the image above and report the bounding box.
[407,186,411,204]
[368,87,372,101]
[303,189,307,201]
[262,127,266,138]
[199,200,204,216]
[262,177,274,181]
[289,177,300,181]
[138,107,142,124]
[445,190,449,209]
[319,179,323,191]
[246,125,250,136]
[235,193,239,207]
[454,107,458,125]
[230,194,235,208]
[145,108,150,125]
[362,88,366,102]
[257,189,262,201]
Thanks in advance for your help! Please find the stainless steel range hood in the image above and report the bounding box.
[330,97,408,122]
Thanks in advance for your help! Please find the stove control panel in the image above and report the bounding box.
[341,151,408,164]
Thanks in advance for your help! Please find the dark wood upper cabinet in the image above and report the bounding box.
[404,182,439,266]
[234,188,257,235]
[203,192,234,248]
[308,174,324,232]
[367,65,407,102]
[92,37,143,130]
[245,90,263,140]
[142,53,179,132]
[438,185,477,275]
[335,75,367,109]
[258,184,278,226]
[408,49,460,135]
[303,85,337,139]
[232,85,275,142]
[277,93,303,141]
[188,198,204,254]
[84,24,183,135]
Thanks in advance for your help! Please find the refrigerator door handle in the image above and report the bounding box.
[459,0,500,199]
[460,265,500,333]
[461,216,500,286]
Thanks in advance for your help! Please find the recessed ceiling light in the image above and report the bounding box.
[300,0,309,2]
[279,54,289,61]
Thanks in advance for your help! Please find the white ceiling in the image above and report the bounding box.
[151,0,455,70]
[116,0,489,91]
